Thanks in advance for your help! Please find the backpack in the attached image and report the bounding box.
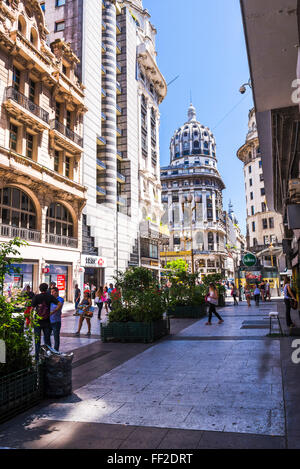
[36,300,50,321]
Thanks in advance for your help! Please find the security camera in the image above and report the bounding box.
[239,85,246,94]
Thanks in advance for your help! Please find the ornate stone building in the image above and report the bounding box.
[160,104,227,276]
[237,109,284,271]
[0,0,86,300]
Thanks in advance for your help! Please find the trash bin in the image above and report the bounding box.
[40,345,74,398]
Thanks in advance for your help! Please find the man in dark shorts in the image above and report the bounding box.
[31,283,60,361]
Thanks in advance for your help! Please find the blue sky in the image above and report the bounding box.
[143,0,254,234]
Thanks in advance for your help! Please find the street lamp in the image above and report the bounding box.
[181,194,201,275]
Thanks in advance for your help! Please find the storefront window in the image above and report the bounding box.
[4,263,33,297]
[45,264,68,299]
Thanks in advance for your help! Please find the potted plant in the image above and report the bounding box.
[101,267,171,343]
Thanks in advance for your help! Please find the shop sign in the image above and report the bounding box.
[81,255,107,268]
[42,267,50,274]
[57,275,66,291]
[242,253,257,267]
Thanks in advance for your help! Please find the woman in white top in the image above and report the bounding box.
[205,283,224,326]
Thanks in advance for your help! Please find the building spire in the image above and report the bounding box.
[188,103,196,122]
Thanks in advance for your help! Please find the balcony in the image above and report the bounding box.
[116,81,122,94]
[116,21,122,34]
[116,42,122,54]
[101,88,106,97]
[117,171,125,183]
[117,149,123,160]
[50,120,83,151]
[101,65,106,75]
[102,42,106,53]
[117,195,126,206]
[0,224,41,243]
[97,135,106,146]
[96,158,106,170]
[102,20,106,30]
[101,112,106,121]
[116,127,122,137]
[46,233,78,248]
[116,63,122,74]
[96,185,106,196]
[4,87,49,132]
[116,103,122,115]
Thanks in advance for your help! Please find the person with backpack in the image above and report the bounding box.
[31,283,60,361]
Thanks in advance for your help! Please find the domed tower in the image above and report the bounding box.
[161,104,227,276]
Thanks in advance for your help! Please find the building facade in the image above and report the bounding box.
[161,104,228,277]
[42,0,167,284]
[0,0,86,300]
[223,203,246,279]
[237,109,284,271]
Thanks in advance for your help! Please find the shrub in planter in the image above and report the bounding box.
[103,268,171,342]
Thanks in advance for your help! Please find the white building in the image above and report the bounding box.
[43,0,167,285]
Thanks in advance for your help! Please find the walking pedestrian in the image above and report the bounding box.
[31,283,60,361]
[75,291,93,336]
[265,281,271,302]
[284,277,297,329]
[231,284,238,306]
[50,286,64,351]
[107,283,114,311]
[254,284,260,307]
[245,284,252,307]
[205,283,224,325]
[95,287,104,320]
[260,281,266,302]
[74,284,81,310]
[103,286,109,315]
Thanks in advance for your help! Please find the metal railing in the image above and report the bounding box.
[117,171,125,182]
[0,224,41,242]
[116,103,122,114]
[6,87,49,124]
[50,120,83,147]
[96,185,106,195]
[96,158,106,170]
[45,233,78,248]
[117,195,126,205]
[116,82,122,93]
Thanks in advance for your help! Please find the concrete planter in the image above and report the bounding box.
[218,295,226,307]
[101,318,170,343]
[168,304,208,319]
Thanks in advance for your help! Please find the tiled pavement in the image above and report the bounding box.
[0,299,299,449]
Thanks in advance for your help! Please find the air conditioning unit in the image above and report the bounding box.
[288,178,300,203]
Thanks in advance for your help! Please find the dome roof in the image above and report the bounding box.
[170,104,216,161]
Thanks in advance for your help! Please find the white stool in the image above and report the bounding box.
[269,312,284,336]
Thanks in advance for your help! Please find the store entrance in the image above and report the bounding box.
[84,268,105,290]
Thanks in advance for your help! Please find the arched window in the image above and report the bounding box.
[30,28,38,47]
[0,187,37,230]
[195,231,204,247]
[18,16,26,36]
[204,142,209,149]
[183,141,189,150]
[208,232,214,251]
[194,141,199,148]
[46,203,74,238]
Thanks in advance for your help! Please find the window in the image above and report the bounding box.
[269,218,274,229]
[249,166,252,174]
[65,156,71,179]
[149,243,158,259]
[262,218,268,230]
[30,28,38,47]
[46,203,74,238]
[194,141,199,148]
[208,232,214,250]
[29,80,36,103]
[252,221,256,232]
[252,238,257,247]
[270,235,277,244]
[9,123,18,151]
[259,160,262,168]
[55,101,61,121]
[54,150,60,172]
[261,188,265,196]
[260,174,264,182]
[12,67,20,91]
[0,187,36,230]
[66,110,72,130]
[249,178,252,187]
[250,192,253,200]
[264,236,269,245]
[56,0,66,5]
[251,206,255,216]
[262,202,266,212]
[26,133,34,159]
[40,3,45,12]
[55,21,65,32]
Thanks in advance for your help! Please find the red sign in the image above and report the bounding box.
[42,267,50,274]
[57,275,66,291]
[98,258,105,267]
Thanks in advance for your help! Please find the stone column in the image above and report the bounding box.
[212,191,217,222]
[202,190,207,222]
